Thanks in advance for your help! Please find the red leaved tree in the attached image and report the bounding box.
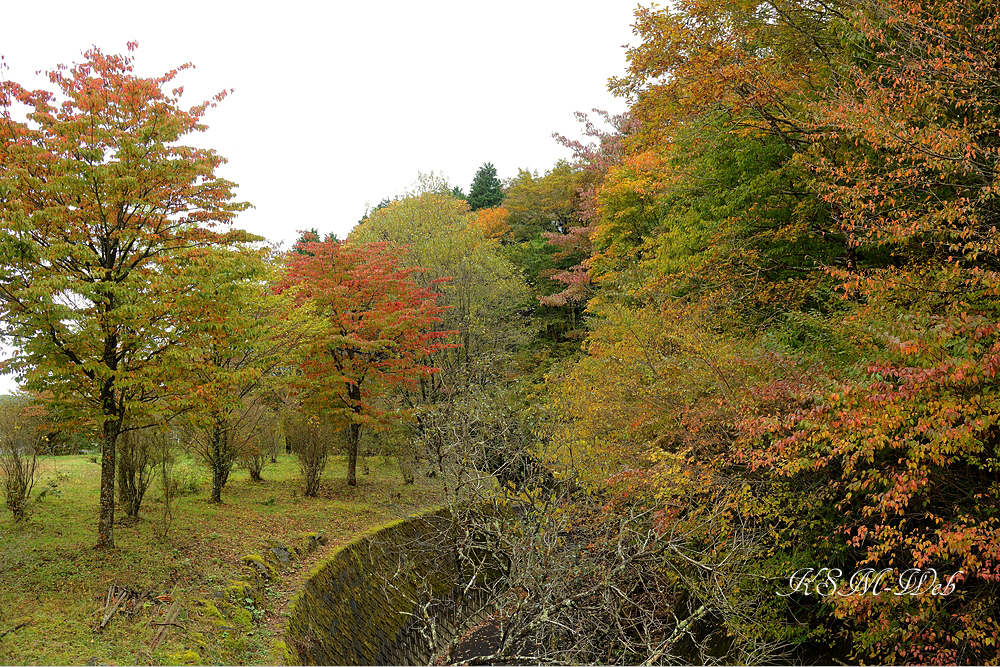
[280,238,452,486]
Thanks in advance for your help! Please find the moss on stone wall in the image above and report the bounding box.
[284,508,490,666]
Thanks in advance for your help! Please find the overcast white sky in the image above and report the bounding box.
[0,0,640,393]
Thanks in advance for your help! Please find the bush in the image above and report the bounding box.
[241,448,268,482]
[0,395,44,521]
[117,427,171,519]
[167,460,205,497]
[2,443,38,521]
[285,413,335,497]
[362,424,417,485]
[239,412,282,482]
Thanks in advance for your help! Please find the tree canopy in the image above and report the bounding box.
[4,5,1000,661]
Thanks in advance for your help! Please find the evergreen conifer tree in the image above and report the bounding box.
[468,162,504,211]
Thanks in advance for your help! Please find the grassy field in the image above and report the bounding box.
[0,451,446,666]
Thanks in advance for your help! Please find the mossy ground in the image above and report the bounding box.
[0,452,444,665]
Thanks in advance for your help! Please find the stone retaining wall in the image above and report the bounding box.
[284,508,490,666]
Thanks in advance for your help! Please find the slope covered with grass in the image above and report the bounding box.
[0,453,444,665]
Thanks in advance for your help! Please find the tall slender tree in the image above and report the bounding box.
[183,252,297,504]
[0,44,254,548]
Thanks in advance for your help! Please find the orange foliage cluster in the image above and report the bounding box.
[470,206,511,240]
[546,0,1000,662]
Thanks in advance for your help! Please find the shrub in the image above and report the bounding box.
[117,427,171,520]
[239,412,282,482]
[167,460,205,497]
[285,413,335,497]
[2,442,38,521]
[0,395,44,521]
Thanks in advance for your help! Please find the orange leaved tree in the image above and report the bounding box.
[0,45,254,548]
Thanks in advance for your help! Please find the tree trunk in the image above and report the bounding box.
[211,468,225,503]
[96,325,122,549]
[97,418,119,549]
[209,421,230,503]
[399,447,415,485]
[347,421,361,486]
[346,383,363,487]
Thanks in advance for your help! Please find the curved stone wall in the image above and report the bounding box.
[283,508,489,666]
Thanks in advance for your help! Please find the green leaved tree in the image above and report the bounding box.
[0,45,256,548]
[350,192,530,394]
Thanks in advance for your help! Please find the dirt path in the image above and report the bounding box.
[258,535,352,661]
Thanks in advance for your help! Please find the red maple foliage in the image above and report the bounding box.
[279,238,453,485]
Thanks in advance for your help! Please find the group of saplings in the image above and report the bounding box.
[1,392,440,525]
[113,406,289,518]
[283,412,430,497]
[113,400,433,515]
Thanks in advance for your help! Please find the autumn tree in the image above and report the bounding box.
[350,193,529,395]
[504,112,636,346]
[467,162,504,211]
[560,0,1000,661]
[183,252,296,503]
[501,162,594,345]
[470,205,510,241]
[505,162,586,243]
[280,239,451,486]
[765,2,1000,661]
[0,45,255,548]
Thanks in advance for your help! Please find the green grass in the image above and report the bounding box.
[0,452,445,665]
